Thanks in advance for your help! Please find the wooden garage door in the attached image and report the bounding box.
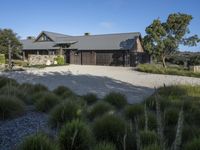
[96,52,112,65]
[82,51,95,65]
[96,51,125,66]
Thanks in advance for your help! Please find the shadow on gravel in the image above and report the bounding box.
[2,70,154,104]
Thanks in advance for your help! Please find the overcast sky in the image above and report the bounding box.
[0,0,199,51]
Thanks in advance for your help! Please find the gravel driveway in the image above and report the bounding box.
[1,65,200,103]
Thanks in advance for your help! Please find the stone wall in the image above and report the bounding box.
[190,66,200,73]
[28,55,57,66]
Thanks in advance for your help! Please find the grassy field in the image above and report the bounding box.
[137,63,200,78]
[0,76,200,150]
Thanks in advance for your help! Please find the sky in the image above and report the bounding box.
[0,0,200,51]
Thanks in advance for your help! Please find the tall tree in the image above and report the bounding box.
[0,29,22,58]
[143,13,200,68]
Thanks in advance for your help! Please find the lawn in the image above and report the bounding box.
[137,63,200,78]
[0,76,200,150]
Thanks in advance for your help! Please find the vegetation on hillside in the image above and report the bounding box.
[0,76,200,149]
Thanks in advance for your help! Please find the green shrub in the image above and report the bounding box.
[32,84,48,93]
[184,137,200,150]
[59,120,93,150]
[49,100,82,128]
[0,96,24,120]
[83,93,98,105]
[0,76,18,89]
[104,92,127,109]
[143,144,161,150]
[139,112,157,131]
[164,107,179,126]
[140,130,158,146]
[88,101,114,120]
[93,114,126,150]
[55,55,65,65]
[35,92,61,112]
[182,125,200,145]
[94,142,116,150]
[53,86,74,98]
[0,85,29,103]
[19,133,58,150]
[124,104,144,121]
[0,54,5,64]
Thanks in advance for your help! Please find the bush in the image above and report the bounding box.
[83,93,98,105]
[49,100,82,128]
[104,92,127,109]
[184,137,200,150]
[0,54,5,64]
[55,55,65,65]
[19,133,58,150]
[88,101,114,120]
[143,144,161,150]
[53,86,74,98]
[94,142,116,150]
[59,120,93,150]
[124,104,144,121]
[35,92,61,112]
[32,84,48,93]
[140,130,158,146]
[93,114,126,149]
[164,107,179,126]
[0,96,24,120]
[139,112,157,131]
[0,76,18,89]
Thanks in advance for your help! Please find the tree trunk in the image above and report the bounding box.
[162,56,166,68]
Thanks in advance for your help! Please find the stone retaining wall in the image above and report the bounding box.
[190,66,200,73]
[28,55,57,66]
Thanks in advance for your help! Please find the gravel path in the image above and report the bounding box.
[0,109,51,150]
[1,65,200,103]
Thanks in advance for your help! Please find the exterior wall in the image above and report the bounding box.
[28,54,57,65]
[70,50,82,64]
[136,37,144,52]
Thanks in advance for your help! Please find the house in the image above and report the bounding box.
[21,31,149,66]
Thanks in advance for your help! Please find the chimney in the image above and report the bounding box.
[84,32,90,36]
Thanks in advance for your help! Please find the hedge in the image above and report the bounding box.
[55,55,65,65]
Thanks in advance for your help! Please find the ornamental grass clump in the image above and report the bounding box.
[140,130,158,147]
[124,104,144,121]
[53,86,74,98]
[103,92,127,109]
[0,76,18,89]
[19,133,58,150]
[0,96,24,120]
[35,92,61,112]
[83,93,98,105]
[93,114,126,150]
[184,137,200,150]
[32,84,48,93]
[88,101,114,120]
[164,107,179,126]
[94,142,116,150]
[49,100,83,128]
[59,120,93,150]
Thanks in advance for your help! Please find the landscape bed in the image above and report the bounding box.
[0,76,200,150]
[137,63,200,78]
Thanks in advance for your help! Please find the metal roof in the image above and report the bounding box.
[22,31,141,51]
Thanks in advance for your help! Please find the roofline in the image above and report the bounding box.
[34,31,54,42]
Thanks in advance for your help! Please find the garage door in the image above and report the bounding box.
[82,51,95,65]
